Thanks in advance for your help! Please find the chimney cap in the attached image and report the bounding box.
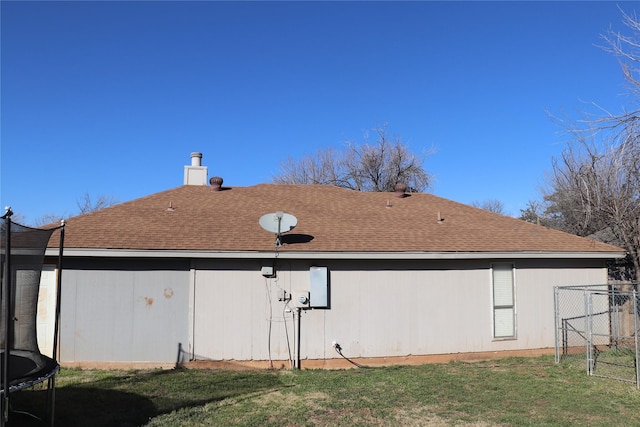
[190,152,203,167]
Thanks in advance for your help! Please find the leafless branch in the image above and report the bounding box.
[272,125,433,193]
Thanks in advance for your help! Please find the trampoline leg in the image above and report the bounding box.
[1,393,8,427]
[45,376,56,427]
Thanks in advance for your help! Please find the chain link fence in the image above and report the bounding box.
[554,283,640,387]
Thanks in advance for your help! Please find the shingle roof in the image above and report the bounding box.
[49,184,624,256]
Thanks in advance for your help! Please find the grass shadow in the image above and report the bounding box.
[8,368,284,426]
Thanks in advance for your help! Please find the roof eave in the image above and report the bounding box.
[47,248,628,260]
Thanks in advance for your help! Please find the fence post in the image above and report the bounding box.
[554,286,560,363]
[562,319,568,357]
[585,288,594,376]
[612,285,619,350]
[634,289,639,389]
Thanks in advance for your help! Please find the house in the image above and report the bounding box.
[43,153,626,369]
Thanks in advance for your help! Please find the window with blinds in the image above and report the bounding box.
[492,263,515,338]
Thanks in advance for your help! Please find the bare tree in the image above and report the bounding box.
[519,200,546,225]
[541,8,640,279]
[273,126,433,192]
[7,211,27,225]
[77,193,118,215]
[273,147,344,187]
[471,199,506,215]
[27,193,118,226]
[547,135,640,277]
[32,213,65,227]
[545,133,640,278]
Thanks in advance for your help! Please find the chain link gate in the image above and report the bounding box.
[554,284,640,387]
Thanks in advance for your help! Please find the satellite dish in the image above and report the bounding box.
[259,212,297,246]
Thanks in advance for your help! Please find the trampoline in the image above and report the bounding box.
[1,208,64,426]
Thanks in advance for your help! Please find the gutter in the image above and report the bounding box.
[46,248,627,260]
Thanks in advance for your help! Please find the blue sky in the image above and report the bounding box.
[0,1,633,224]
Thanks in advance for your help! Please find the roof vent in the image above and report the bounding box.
[394,182,407,198]
[210,176,223,191]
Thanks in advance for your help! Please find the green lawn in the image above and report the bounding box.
[8,356,640,426]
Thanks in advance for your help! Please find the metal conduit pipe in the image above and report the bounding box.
[296,308,302,369]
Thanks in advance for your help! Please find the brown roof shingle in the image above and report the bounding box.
[53,184,624,254]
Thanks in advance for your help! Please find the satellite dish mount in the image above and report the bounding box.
[259,211,298,247]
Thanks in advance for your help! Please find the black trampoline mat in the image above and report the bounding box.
[0,352,58,388]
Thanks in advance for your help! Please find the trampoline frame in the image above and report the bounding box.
[0,209,65,426]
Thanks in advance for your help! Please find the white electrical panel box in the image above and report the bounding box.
[292,291,310,308]
[310,266,328,308]
[261,266,274,277]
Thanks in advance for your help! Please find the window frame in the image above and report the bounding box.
[491,262,517,340]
